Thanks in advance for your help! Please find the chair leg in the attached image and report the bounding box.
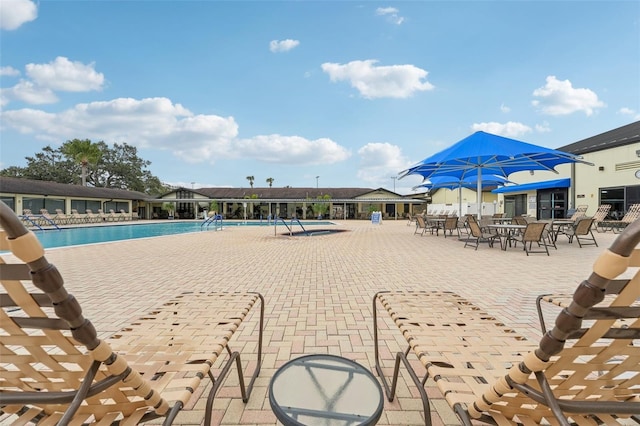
[372,293,432,426]
[203,293,264,426]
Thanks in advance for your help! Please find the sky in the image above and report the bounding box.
[1,0,639,195]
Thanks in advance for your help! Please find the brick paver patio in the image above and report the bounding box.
[3,218,619,425]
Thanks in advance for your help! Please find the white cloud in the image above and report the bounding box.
[535,121,552,133]
[0,96,352,166]
[619,107,640,120]
[26,56,105,92]
[321,60,434,99]
[5,80,58,104]
[0,66,20,76]
[356,142,413,185]
[532,75,605,116]
[0,0,37,30]
[471,121,533,138]
[500,103,510,113]
[375,6,404,25]
[1,97,239,161]
[269,39,300,53]
[234,134,350,165]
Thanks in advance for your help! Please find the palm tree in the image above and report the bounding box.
[266,177,274,187]
[61,139,102,186]
[246,176,255,188]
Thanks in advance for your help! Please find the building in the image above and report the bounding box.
[0,176,149,218]
[0,176,426,221]
[154,187,426,220]
[427,120,639,220]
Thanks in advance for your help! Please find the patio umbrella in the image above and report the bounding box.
[413,174,513,216]
[399,131,593,219]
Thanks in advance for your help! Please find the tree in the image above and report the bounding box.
[266,177,274,187]
[161,202,175,218]
[311,194,331,219]
[246,175,255,188]
[1,139,170,195]
[0,146,75,183]
[60,139,102,186]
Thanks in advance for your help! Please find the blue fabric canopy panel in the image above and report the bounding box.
[491,178,571,194]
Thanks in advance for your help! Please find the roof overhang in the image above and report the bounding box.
[150,198,427,203]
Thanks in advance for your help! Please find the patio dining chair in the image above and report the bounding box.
[414,215,428,236]
[372,218,640,425]
[463,218,497,250]
[0,201,264,425]
[563,216,598,247]
[513,221,550,255]
[442,216,460,238]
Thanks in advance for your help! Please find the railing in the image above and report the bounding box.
[20,214,61,231]
[274,217,308,237]
[201,214,223,230]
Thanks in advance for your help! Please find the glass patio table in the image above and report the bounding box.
[269,354,384,426]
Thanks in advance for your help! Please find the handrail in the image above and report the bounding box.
[201,214,223,230]
[273,217,308,236]
[19,215,44,231]
[38,215,61,230]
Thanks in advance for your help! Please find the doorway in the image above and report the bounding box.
[504,194,527,218]
[537,189,567,219]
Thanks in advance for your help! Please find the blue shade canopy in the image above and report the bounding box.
[398,131,592,181]
[413,174,513,191]
[492,178,571,194]
[399,131,593,218]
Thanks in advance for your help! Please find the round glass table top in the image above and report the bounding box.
[268,354,384,426]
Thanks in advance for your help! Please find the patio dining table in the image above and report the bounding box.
[490,217,512,224]
[547,219,575,242]
[487,223,526,250]
[425,217,447,235]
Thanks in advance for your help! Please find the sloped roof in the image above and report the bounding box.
[559,120,640,155]
[0,176,150,200]
[182,187,393,199]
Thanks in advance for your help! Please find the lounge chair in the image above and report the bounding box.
[121,209,133,221]
[107,209,122,221]
[69,208,85,224]
[373,218,640,425]
[85,209,101,223]
[0,201,264,425]
[592,204,612,232]
[600,203,640,233]
[20,209,45,228]
[563,216,598,247]
[54,208,70,225]
[570,204,588,220]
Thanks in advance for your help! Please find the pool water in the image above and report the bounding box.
[29,220,335,249]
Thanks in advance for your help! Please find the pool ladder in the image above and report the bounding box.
[20,214,61,231]
[201,214,223,230]
[274,217,308,236]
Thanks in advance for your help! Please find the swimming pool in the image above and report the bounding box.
[27,220,336,249]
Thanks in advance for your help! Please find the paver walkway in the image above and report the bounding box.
[3,219,619,425]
